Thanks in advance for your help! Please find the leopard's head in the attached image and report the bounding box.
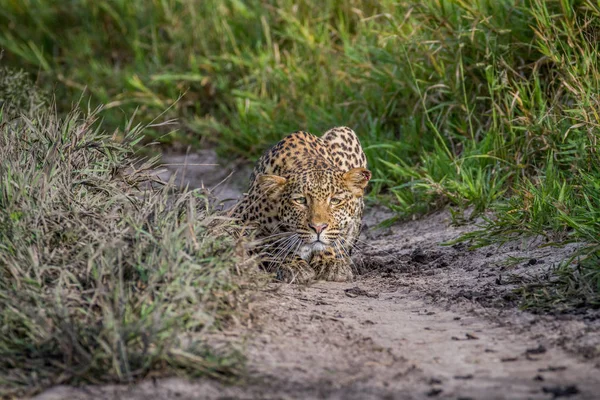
[257,167,371,259]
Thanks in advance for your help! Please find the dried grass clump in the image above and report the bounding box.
[0,105,256,397]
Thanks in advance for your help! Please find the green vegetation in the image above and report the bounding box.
[0,66,47,118]
[0,70,257,397]
[1,0,599,368]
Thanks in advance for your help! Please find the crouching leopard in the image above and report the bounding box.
[234,127,371,283]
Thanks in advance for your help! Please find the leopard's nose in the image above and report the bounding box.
[308,223,328,234]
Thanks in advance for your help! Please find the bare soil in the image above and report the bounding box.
[34,151,600,400]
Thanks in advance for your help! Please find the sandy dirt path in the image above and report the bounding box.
[34,152,600,400]
[35,271,600,400]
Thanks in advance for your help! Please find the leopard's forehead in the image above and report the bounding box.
[285,169,345,197]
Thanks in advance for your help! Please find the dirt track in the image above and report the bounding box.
[34,153,600,400]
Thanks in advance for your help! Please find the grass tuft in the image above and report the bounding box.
[0,101,256,397]
[0,64,47,118]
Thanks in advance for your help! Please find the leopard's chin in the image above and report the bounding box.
[310,241,328,251]
[297,241,331,260]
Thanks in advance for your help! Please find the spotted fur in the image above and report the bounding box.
[234,127,370,283]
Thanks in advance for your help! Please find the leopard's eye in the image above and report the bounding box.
[293,196,307,205]
[330,197,343,205]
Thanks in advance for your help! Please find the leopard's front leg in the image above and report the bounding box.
[266,254,316,284]
[311,247,353,282]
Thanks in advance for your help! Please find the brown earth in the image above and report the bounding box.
[34,151,600,400]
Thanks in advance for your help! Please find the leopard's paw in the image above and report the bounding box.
[315,259,353,282]
[275,260,316,284]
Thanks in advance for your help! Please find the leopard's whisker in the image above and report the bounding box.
[272,236,302,279]
[253,234,291,247]
[258,234,295,250]
[335,239,357,271]
[267,234,300,269]
[268,236,296,261]
[285,239,305,284]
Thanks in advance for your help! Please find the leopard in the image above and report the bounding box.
[233,126,371,283]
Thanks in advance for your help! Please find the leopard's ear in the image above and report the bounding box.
[343,167,371,196]
[256,174,287,198]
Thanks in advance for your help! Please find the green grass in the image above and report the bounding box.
[0,66,47,118]
[0,0,532,163]
[1,2,598,310]
[0,69,259,397]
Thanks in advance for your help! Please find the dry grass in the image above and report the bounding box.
[0,70,259,397]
